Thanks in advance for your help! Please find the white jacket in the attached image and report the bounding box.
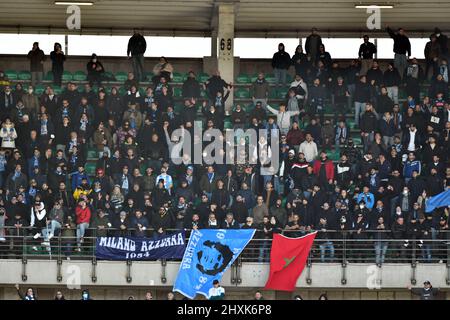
[0,126,17,148]
[266,105,300,130]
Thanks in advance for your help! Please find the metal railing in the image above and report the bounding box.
[0,227,449,266]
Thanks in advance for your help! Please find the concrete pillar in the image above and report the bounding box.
[216,2,235,114]
[211,31,218,58]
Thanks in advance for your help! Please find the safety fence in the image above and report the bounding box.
[1,227,449,266]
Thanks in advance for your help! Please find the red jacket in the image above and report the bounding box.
[313,159,335,181]
[75,206,91,224]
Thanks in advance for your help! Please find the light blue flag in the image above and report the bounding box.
[426,189,450,213]
[173,229,256,299]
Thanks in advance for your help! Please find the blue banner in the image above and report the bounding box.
[95,231,186,260]
[173,229,256,299]
[426,189,450,213]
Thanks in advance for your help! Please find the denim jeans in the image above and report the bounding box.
[362,132,375,153]
[76,222,89,246]
[258,240,270,262]
[386,86,399,104]
[394,54,408,80]
[347,84,355,111]
[421,244,432,262]
[354,102,366,127]
[382,136,394,148]
[273,68,287,87]
[131,54,145,81]
[375,242,388,264]
[50,220,62,236]
[319,241,335,262]
[31,71,43,86]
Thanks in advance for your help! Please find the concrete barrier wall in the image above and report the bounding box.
[0,259,448,300]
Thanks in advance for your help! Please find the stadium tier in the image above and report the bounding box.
[0,0,449,303]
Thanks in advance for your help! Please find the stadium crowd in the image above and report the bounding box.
[0,27,448,263]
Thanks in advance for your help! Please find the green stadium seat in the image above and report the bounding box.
[327,150,340,161]
[5,69,17,80]
[250,74,258,83]
[18,70,31,81]
[199,73,209,83]
[103,71,114,81]
[173,87,183,98]
[174,104,184,114]
[85,162,97,175]
[172,72,184,83]
[236,74,250,84]
[347,119,356,129]
[245,103,255,112]
[286,74,293,83]
[53,86,63,95]
[278,89,288,99]
[73,71,87,81]
[144,72,154,82]
[34,84,45,95]
[87,150,98,159]
[62,71,72,82]
[115,71,128,82]
[269,89,279,99]
[352,136,362,145]
[234,88,250,99]
[224,121,233,129]
[44,71,53,81]
[118,87,127,95]
[265,74,276,84]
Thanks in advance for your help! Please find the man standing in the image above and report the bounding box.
[208,280,225,300]
[407,281,439,300]
[271,43,291,88]
[305,28,323,66]
[434,27,448,60]
[358,35,377,76]
[386,26,411,79]
[127,32,147,82]
[251,72,270,107]
[27,42,45,86]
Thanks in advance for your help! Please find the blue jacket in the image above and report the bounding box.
[379,117,396,137]
[357,192,375,209]
[71,171,90,190]
[403,160,421,179]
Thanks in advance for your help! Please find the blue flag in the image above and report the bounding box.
[173,229,256,299]
[426,189,450,213]
[96,231,186,260]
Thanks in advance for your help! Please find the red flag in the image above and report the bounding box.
[264,232,317,291]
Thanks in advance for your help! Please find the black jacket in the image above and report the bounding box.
[386,27,411,56]
[354,81,371,103]
[182,78,201,99]
[127,34,147,56]
[272,46,291,70]
[360,111,378,133]
[383,68,401,87]
[358,42,377,59]
[27,48,46,72]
